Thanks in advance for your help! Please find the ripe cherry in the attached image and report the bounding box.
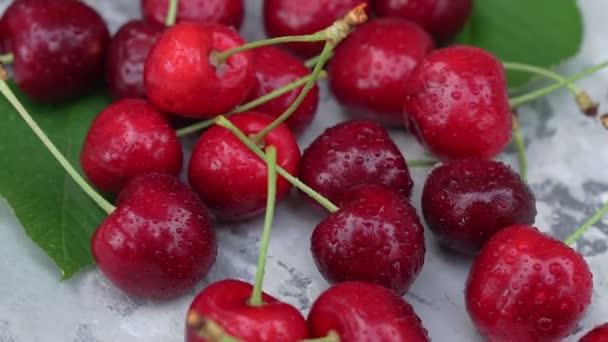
[92,173,217,300]
[81,99,182,194]
[329,18,434,126]
[403,45,512,160]
[580,323,608,342]
[0,0,109,102]
[422,159,536,254]
[141,0,244,29]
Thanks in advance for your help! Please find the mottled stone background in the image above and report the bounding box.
[1,1,607,341]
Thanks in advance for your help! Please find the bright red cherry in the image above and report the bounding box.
[106,20,164,100]
[186,279,308,342]
[329,18,434,126]
[263,0,372,58]
[465,225,593,342]
[403,45,512,160]
[81,99,182,194]
[141,0,244,29]
[188,112,300,221]
[92,173,217,300]
[312,184,425,295]
[580,324,608,342]
[308,281,429,341]
[374,0,473,42]
[0,0,109,102]
[246,46,319,135]
[422,159,536,254]
[144,22,255,118]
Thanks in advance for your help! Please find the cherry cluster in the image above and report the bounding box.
[0,0,607,341]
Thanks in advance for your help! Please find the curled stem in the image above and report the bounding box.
[565,201,608,246]
[511,114,528,180]
[165,0,179,26]
[186,311,242,342]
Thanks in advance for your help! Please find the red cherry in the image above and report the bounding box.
[312,184,425,295]
[580,324,608,342]
[422,159,536,254]
[465,225,593,341]
[141,0,244,29]
[106,20,164,100]
[299,119,413,207]
[188,112,300,221]
[144,22,255,118]
[92,173,217,299]
[186,279,308,342]
[374,0,473,42]
[81,99,182,194]
[0,0,109,102]
[246,46,319,135]
[308,281,429,341]
[329,18,434,126]
[403,46,512,160]
[263,0,371,58]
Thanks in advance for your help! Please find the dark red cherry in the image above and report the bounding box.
[0,0,109,102]
[580,324,608,342]
[81,99,182,194]
[403,45,512,160]
[246,46,319,135]
[422,159,536,254]
[186,279,308,342]
[92,173,217,300]
[329,18,434,126]
[144,22,255,118]
[188,112,300,221]
[141,0,244,29]
[106,20,164,100]
[308,281,429,341]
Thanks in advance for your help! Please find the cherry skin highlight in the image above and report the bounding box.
[0,0,109,102]
[329,18,434,126]
[308,281,429,341]
[465,225,593,342]
[81,99,182,194]
[106,20,164,100]
[403,45,512,160]
[299,119,413,207]
[422,159,537,254]
[92,173,217,300]
[312,184,425,295]
[580,323,608,342]
[186,279,308,342]
[144,22,255,118]
[188,112,300,221]
[141,0,244,29]
[246,46,319,135]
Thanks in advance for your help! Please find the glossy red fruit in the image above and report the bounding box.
[404,46,511,161]
[144,22,254,118]
[422,159,536,254]
[465,225,593,342]
[580,324,608,342]
[263,0,372,57]
[299,119,413,207]
[92,173,217,299]
[188,112,300,221]
[312,185,425,295]
[106,20,164,100]
[329,18,434,126]
[0,0,109,102]
[308,281,429,341]
[81,99,182,194]
[141,0,244,29]
[186,279,308,342]
[246,46,319,135]
[374,0,473,42]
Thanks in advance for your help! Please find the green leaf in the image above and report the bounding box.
[454,0,583,87]
[0,85,111,279]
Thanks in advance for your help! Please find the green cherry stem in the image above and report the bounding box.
[564,201,608,246]
[511,114,527,180]
[408,159,439,168]
[186,311,243,342]
[165,0,179,26]
[300,331,341,342]
[249,145,278,307]
[215,115,339,213]
[0,53,14,65]
[0,74,116,215]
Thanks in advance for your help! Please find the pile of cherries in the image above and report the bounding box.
[1,0,607,341]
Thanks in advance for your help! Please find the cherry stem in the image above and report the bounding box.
[165,0,179,26]
[304,52,335,68]
[408,159,439,168]
[300,331,341,342]
[565,200,608,245]
[215,115,339,213]
[0,53,14,65]
[175,71,328,137]
[511,114,528,180]
[503,61,580,95]
[0,74,116,215]
[186,311,243,342]
[249,146,278,307]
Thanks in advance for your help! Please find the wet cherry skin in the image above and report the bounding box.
[141,0,244,30]
[580,323,608,342]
